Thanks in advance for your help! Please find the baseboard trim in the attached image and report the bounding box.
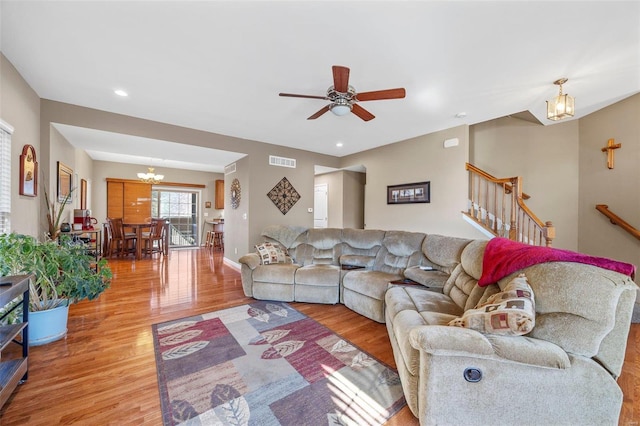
[224,257,241,271]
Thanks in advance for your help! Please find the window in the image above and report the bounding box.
[151,188,200,247]
[0,120,14,234]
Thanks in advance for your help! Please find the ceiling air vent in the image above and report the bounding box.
[224,163,236,175]
[269,155,296,168]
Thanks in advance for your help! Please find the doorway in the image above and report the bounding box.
[314,183,328,228]
[151,188,200,248]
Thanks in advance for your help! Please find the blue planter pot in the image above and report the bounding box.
[28,302,69,346]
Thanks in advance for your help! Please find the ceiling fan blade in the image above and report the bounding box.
[332,65,350,93]
[307,105,330,120]
[351,104,375,122]
[355,88,406,101]
[279,93,328,100]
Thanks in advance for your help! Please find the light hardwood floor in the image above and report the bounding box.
[0,248,637,425]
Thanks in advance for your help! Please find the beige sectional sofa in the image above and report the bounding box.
[238,225,637,425]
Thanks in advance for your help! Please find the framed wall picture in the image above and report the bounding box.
[19,144,38,197]
[80,178,87,209]
[57,161,73,203]
[387,181,430,204]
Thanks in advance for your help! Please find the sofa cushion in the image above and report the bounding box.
[341,229,384,267]
[373,231,425,275]
[260,225,307,248]
[385,286,463,376]
[295,264,341,286]
[253,264,299,284]
[294,228,343,266]
[422,234,472,274]
[343,270,402,301]
[448,274,536,336]
[443,263,501,312]
[255,242,292,265]
[340,254,375,268]
[386,286,464,325]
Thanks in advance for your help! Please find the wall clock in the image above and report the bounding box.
[230,178,241,209]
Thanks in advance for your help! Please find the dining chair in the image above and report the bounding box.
[142,219,165,257]
[108,217,136,257]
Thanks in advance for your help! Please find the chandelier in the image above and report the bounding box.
[546,78,575,121]
[137,167,164,184]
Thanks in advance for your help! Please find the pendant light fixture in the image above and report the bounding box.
[546,78,575,121]
[137,167,164,184]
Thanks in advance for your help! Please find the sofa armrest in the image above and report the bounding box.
[409,325,494,356]
[409,325,570,369]
[239,253,261,270]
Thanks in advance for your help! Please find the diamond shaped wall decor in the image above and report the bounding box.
[267,177,301,215]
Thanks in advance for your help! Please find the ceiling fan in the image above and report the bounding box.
[279,65,406,122]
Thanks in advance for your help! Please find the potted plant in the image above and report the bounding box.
[44,183,72,240]
[0,232,112,345]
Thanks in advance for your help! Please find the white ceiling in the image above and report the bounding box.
[2,1,639,173]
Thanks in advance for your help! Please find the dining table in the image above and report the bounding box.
[123,222,151,260]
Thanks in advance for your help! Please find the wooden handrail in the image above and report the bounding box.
[465,163,531,200]
[595,204,640,240]
[465,162,554,246]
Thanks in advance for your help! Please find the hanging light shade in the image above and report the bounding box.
[137,167,164,184]
[546,78,575,121]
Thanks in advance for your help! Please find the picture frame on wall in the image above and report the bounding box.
[57,161,73,203]
[387,181,430,204]
[19,145,38,197]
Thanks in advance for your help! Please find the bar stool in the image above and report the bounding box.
[213,222,224,251]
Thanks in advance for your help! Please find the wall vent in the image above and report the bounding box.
[269,155,296,168]
[224,163,237,175]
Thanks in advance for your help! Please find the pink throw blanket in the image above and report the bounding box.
[478,237,636,287]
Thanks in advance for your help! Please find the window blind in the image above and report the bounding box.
[0,119,14,234]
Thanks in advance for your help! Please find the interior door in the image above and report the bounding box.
[314,183,328,228]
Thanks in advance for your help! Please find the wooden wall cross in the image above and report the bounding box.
[601,138,621,169]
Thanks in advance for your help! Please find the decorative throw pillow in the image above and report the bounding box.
[255,242,292,265]
[448,273,535,336]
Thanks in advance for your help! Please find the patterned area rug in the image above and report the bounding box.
[152,301,406,425]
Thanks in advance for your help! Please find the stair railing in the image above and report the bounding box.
[465,163,555,246]
[595,204,640,241]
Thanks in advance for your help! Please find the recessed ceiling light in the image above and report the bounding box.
[455,112,467,118]
[114,89,128,97]
[336,142,343,147]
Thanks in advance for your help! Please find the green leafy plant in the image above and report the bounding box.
[44,184,73,240]
[0,233,112,311]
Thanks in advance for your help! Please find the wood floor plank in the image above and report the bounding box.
[0,248,636,425]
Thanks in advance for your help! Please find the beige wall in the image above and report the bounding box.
[470,117,580,250]
[224,156,249,261]
[314,170,365,229]
[578,93,639,268]
[1,54,41,237]
[341,125,485,239]
[246,148,320,258]
[47,125,80,227]
[342,171,365,229]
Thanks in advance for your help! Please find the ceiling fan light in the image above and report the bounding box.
[330,104,352,116]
